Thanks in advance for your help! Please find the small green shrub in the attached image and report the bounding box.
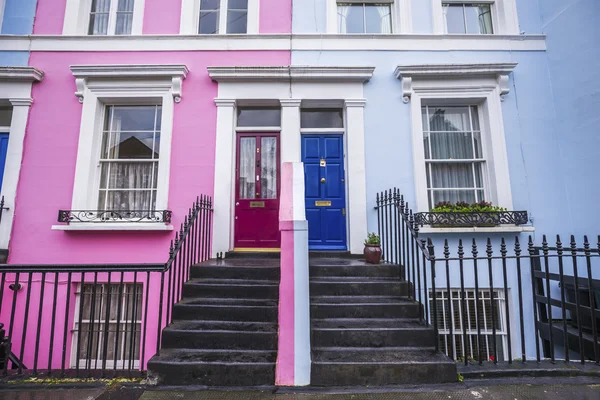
[431,201,507,213]
[364,232,381,246]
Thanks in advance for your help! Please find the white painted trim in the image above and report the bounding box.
[281,99,302,164]
[432,0,519,35]
[396,63,516,213]
[326,0,412,33]
[68,64,187,216]
[0,0,5,33]
[63,0,144,35]
[419,226,535,234]
[0,67,45,82]
[0,34,547,52]
[208,66,375,82]
[51,223,174,231]
[180,0,258,34]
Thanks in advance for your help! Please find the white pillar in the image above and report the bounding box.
[212,99,236,257]
[345,99,368,255]
[0,98,33,252]
[280,99,301,164]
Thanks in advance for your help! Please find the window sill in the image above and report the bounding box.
[51,223,174,231]
[418,225,535,234]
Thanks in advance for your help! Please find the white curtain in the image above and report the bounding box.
[116,0,135,34]
[99,162,156,211]
[376,6,392,34]
[337,6,350,33]
[477,5,493,34]
[260,137,277,199]
[90,0,111,35]
[239,137,256,199]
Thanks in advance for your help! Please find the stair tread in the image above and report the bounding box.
[312,318,428,330]
[310,259,400,267]
[311,298,416,305]
[165,320,277,332]
[310,277,403,283]
[193,259,280,267]
[312,348,454,364]
[150,348,276,364]
[176,297,277,305]
[176,300,277,309]
[187,278,278,285]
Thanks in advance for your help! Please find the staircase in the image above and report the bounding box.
[309,256,457,386]
[147,256,280,387]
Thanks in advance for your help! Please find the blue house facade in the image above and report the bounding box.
[291,0,600,364]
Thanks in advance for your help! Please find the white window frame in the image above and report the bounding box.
[326,0,412,34]
[394,63,517,213]
[180,0,259,35]
[54,65,188,231]
[430,288,509,362]
[63,0,145,35]
[71,283,143,369]
[432,0,519,35]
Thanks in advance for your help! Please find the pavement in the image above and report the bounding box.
[1,378,600,400]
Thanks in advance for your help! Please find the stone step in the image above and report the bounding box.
[311,299,421,319]
[190,262,280,281]
[311,319,434,348]
[310,260,401,278]
[147,349,276,386]
[172,301,277,322]
[311,347,457,386]
[182,279,279,299]
[162,322,277,350]
[310,277,410,297]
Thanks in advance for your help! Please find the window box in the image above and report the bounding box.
[57,209,172,224]
[415,210,528,228]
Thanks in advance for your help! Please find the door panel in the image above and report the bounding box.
[302,134,347,250]
[0,133,8,193]
[234,133,280,249]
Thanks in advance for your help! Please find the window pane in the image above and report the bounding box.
[301,109,344,129]
[228,0,248,9]
[474,163,483,188]
[261,137,277,199]
[107,106,159,132]
[339,4,364,33]
[465,4,493,34]
[200,0,220,10]
[115,13,133,35]
[237,108,281,127]
[99,190,155,211]
[430,163,475,188]
[430,132,474,159]
[0,107,12,127]
[365,5,391,33]
[199,11,219,34]
[423,132,431,159]
[117,0,134,11]
[427,107,471,132]
[432,190,476,206]
[102,132,158,160]
[239,137,256,199]
[227,10,247,33]
[91,0,111,12]
[100,162,157,189]
[89,13,109,35]
[443,4,466,34]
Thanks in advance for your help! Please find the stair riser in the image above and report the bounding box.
[162,330,277,350]
[172,305,277,322]
[311,329,434,348]
[182,284,279,299]
[311,304,421,319]
[310,282,410,297]
[147,363,275,386]
[311,363,457,386]
[310,266,401,278]
[191,267,280,281]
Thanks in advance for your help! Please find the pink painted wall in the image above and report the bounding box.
[33,0,292,35]
[10,50,289,264]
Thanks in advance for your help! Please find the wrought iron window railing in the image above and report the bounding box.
[57,210,172,224]
[414,211,529,227]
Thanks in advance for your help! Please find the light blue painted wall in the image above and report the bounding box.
[0,51,30,66]
[1,0,37,35]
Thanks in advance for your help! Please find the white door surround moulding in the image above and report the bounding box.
[211,67,373,257]
[395,63,517,102]
[396,63,516,213]
[0,68,44,253]
[70,64,189,103]
[0,34,547,52]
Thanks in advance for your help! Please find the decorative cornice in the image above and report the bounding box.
[214,98,237,107]
[9,98,34,107]
[0,67,44,82]
[207,66,375,83]
[344,99,367,108]
[279,99,302,107]
[394,63,518,102]
[70,64,189,103]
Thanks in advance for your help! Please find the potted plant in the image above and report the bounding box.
[364,232,382,264]
[428,201,508,227]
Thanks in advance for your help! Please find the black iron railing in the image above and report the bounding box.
[414,211,528,227]
[375,188,600,366]
[0,195,213,378]
[57,210,172,224]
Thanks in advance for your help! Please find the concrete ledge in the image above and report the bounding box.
[51,223,174,231]
[458,360,600,379]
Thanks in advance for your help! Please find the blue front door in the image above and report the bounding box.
[0,133,8,193]
[302,134,347,250]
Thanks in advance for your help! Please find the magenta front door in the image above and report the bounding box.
[234,133,281,249]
